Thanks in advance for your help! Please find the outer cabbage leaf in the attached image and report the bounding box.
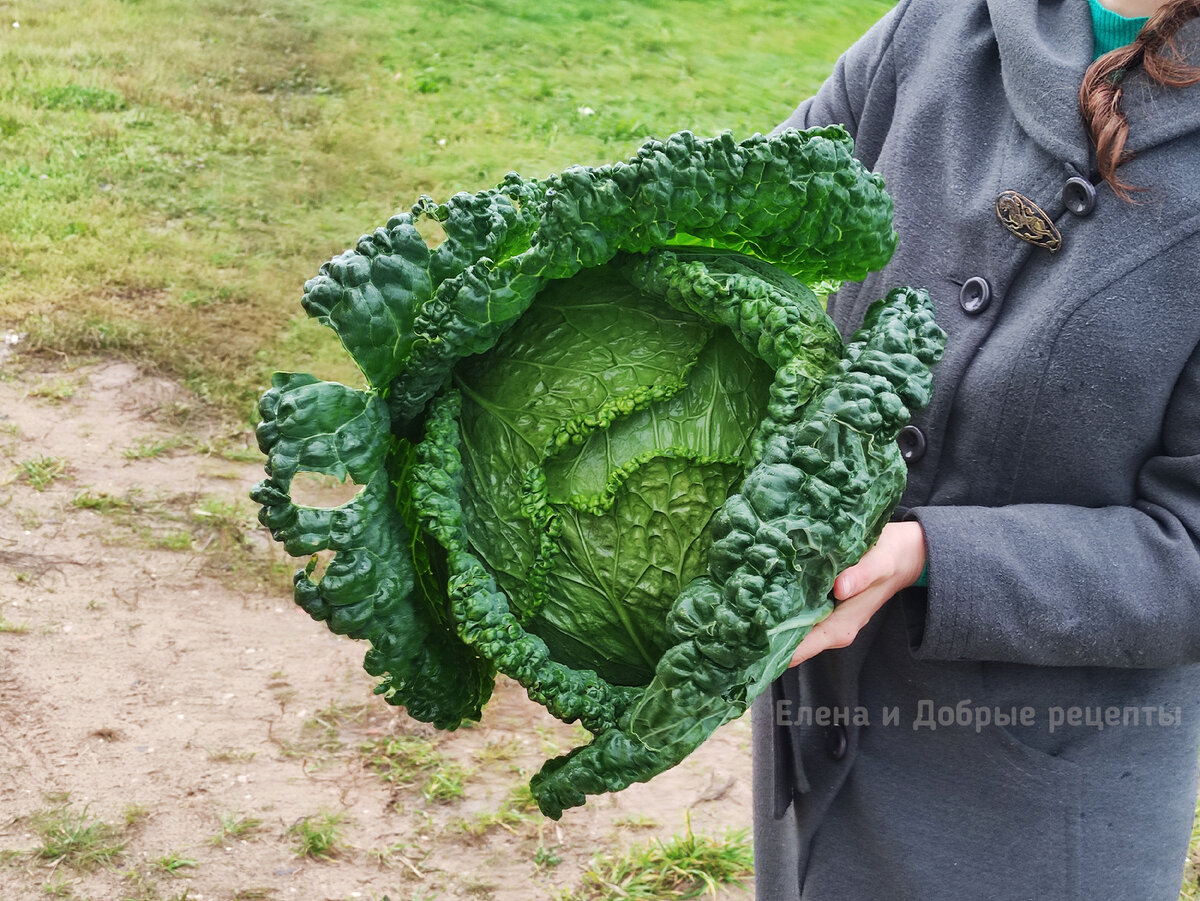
[251,373,494,729]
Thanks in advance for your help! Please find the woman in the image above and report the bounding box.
[753,0,1200,898]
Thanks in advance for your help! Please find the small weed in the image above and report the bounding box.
[154,851,198,875]
[472,735,525,764]
[27,377,78,403]
[421,762,470,804]
[615,814,660,830]
[535,843,563,869]
[147,529,193,551]
[206,442,262,464]
[122,865,160,901]
[0,609,29,634]
[552,816,753,900]
[191,495,254,547]
[123,435,187,460]
[71,488,137,513]
[232,889,277,900]
[288,810,347,860]
[16,455,67,491]
[207,747,257,763]
[360,735,443,789]
[452,784,539,836]
[283,700,368,757]
[40,872,74,896]
[209,813,265,846]
[122,803,151,827]
[365,840,426,876]
[29,803,126,869]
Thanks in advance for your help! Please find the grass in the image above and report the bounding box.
[359,732,473,804]
[14,454,67,491]
[72,488,137,512]
[209,812,266,847]
[288,810,347,860]
[0,607,29,634]
[27,803,127,869]
[472,735,526,764]
[0,0,893,422]
[27,376,78,402]
[207,747,257,763]
[452,784,540,837]
[122,803,152,828]
[553,816,753,900]
[360,735,443,786]
[154,850,199,875]
[67,484,285,587]
[1182,795,1200,901]
[122,435,188,460]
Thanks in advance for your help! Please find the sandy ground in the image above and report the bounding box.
[0,358,756,901]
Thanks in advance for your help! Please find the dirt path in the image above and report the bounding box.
[0,359,755,901]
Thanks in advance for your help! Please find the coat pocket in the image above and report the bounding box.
[798,660,1084,901]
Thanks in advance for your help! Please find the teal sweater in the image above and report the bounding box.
[1087,0,1149,57]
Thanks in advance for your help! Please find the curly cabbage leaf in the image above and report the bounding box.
[252,127,945,818]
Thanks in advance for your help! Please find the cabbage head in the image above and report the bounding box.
[252,128,945,818]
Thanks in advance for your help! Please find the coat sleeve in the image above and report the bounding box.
[770,0,912,168]
[907,338,1200,669]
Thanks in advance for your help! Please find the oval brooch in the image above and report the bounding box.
[995,190,1062,252]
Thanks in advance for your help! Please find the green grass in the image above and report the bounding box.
[0,607,29,634]
[153,850,199,875]
[452,783,540,837]
[14,454,67,490]
[26,376,78,402]
[122,435,188,460]
[72,488,137,512]
[0,0,892,421]
[209,812,266,847]
[553,816,753,900]
[288,810,347,859]
[1182,795,1200,901]
[359,732,473,804]
[27,803,127,870]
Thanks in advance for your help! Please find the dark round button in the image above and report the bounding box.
[1062,177,1096,216]
[959,276,992,314]
[826,724,848,761]
[897,425,926,463]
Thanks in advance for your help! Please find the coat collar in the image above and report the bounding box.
[1123,18,1200,154]
[986,0,1095,171]
[987,1,1200,164]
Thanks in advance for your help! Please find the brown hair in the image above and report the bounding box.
[1078,0,1200,200]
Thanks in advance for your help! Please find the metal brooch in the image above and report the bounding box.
[994,190,1063,252]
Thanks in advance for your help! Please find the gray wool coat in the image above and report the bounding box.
[753,1,1200,899]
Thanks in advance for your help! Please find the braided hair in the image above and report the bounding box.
[1078,0,1200,200]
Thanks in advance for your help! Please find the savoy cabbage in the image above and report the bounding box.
[252,127,945,817]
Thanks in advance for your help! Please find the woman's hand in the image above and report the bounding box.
[788,521,927,667]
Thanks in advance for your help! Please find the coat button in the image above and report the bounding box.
[1062,177,1096,216]
[959,276,992,314]
[826,724,848,761]
[897,425,926,463]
